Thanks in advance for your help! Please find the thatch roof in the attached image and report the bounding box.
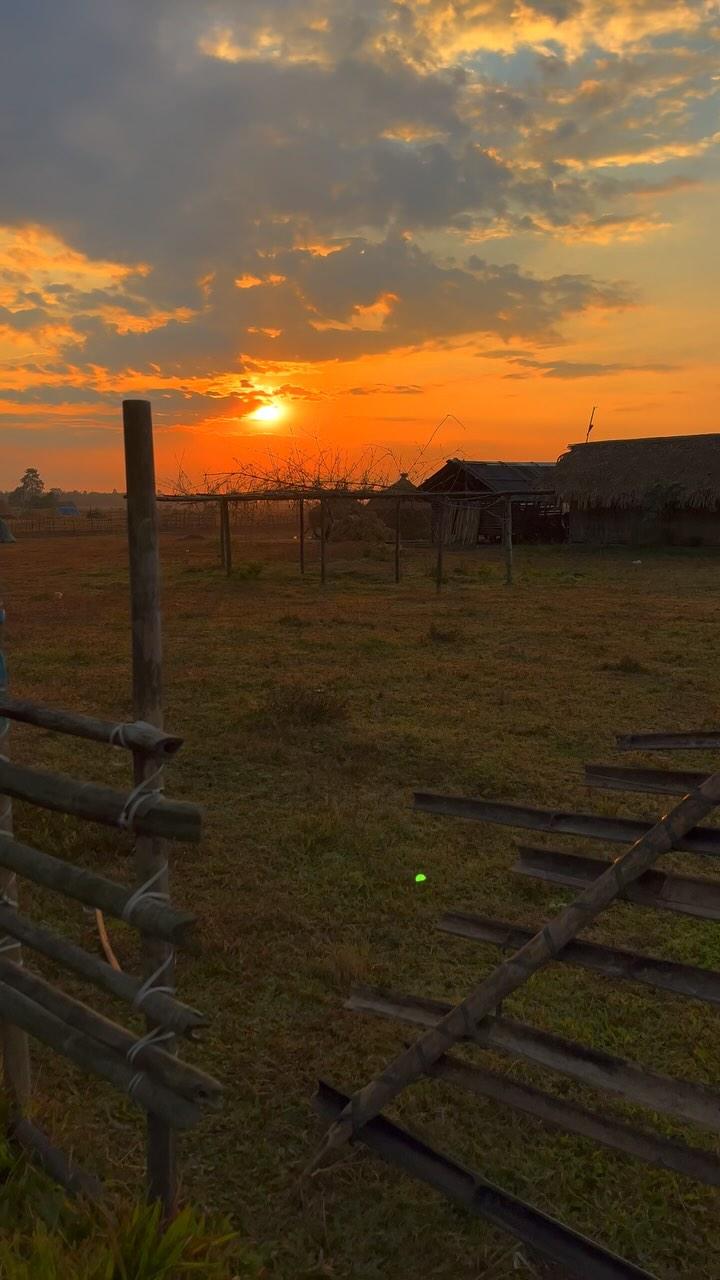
[420,459,555,494]
[556,434,720,510]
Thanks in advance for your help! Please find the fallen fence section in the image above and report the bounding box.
[311,735,720,1275]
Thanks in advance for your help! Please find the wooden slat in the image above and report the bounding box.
[347,986,720,1133]
[514,847,720,921]
[617,731,720,752]
[437,911,720,1007]
[585,764,707,797]
[0,695,182,756]
[413,793,720,857]
[314,1082,656,1280]
[429,1054,720,1187]
[0,758,201,843]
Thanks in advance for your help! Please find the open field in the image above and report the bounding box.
[2,531,720,1279]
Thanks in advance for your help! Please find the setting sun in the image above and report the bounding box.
[249,402,284,425]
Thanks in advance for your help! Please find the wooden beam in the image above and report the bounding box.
[437,911,720,1006]
[504,497,513,585]
[346,986,720,1133]
[123,398,177,1212]
[413,792,720,857]
[0,833,196,946]
[428,1054,720,1187]
[514,846,720,921]
[0,759,201,842]
[0,697,182,756]
[314,1081,655,1280]
[617,731,720,752]
[585,763,707,797]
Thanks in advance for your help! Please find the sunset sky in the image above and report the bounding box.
[1,1,717,490]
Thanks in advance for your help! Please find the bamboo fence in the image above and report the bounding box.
[0,400,221,1214]
[310,734,720,1277]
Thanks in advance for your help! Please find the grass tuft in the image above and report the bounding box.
[258,681,349,727]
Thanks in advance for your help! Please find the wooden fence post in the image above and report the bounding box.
[299,499,305,576]
[504,498,513,586]
[436,503,446,595]
[221,498,232,577]
[320,497,327,586]
[394,499,401,585]
[218,500,226,569]
[122,399,176,1217]
[0,603,32,1118]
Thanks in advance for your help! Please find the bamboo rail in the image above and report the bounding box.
[0,696,182,755]
[0,759,201,842]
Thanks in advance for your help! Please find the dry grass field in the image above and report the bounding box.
[2,529,720,1279]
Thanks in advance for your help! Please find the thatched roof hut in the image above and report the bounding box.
[556,434,720,545]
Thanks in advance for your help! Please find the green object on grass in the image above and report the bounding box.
[415,873,427,883]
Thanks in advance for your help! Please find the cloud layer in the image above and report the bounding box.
[0,0,716,446]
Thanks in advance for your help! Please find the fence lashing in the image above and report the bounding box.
[310,734,720,1277]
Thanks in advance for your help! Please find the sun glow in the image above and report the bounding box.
[249,402,284,425]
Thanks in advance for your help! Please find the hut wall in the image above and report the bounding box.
[569,507,720,546]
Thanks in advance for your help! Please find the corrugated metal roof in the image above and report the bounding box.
[458,461,553,491]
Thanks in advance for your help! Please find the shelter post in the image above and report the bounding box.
[320,497,327,586]
[436,502,446,595]
[504,498,513,586]
[122,399,176,1216]
[221,498,232,577]
[394,499,401,584]
[299,499,305,576]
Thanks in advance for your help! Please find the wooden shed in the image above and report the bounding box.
[556,434,720,546]
[419,458,560,546]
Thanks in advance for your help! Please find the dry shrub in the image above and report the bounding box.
[260,681,349,727]
[428,622,462,644]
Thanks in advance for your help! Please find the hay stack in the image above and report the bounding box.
[367,475,431,540]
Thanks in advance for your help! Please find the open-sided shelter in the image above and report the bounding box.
[419,458,560,545]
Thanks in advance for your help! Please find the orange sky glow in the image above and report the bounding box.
[1,3,717,490]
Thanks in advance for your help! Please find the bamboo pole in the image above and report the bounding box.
[0,977,199,1129]
[299,499,305,576]
[504,497,513,585]
[123,399,177,1213]
[10,1116,103,1199]
[0,598,32,1119]
[309,768,720,1166]
[0,759,201,842]
[0,834,195,945]
[218,499,226,568]
[0,697,182,756]
[394,499,401,585]
[221,498,232,577]
[320,497,327,586]
[0,959,221,1106]
[0,899,203,1034]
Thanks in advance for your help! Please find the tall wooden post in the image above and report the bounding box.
[0,603,32,1119]
[221,498,232,577]
[299,499,305,576]
[320,497,327,586]
[394,499,401,584]
[504,497,513,586]
[436,502,446,595]
[218,500,226,569]
[122,400,176,1217]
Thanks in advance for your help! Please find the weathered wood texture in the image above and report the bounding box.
[314,1082,656,1280]
[0,696,181,756]
[413,792,720,856]
[0,834,195,945]
[0,976,200,1129]
[437,911,720,1007]
[428,1053,720,1187]
[585,763,707,796]
[0,900,203,1033]
[0,758,200,842]
[313,768,720,1158]
[123,398,177,1212]
[514,847,720,921]
[617,731,720,752]
[347,986,720,1133]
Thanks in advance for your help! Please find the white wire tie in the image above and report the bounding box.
[121,863,169,925]
[117,762,164,831]
[126,1023,175,1067]
[132,952,176,1011]
[109,723,130,748]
